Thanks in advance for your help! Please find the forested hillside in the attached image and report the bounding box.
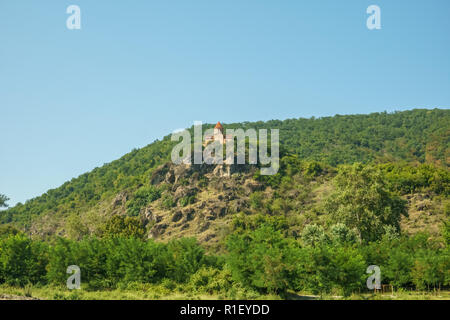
[1,109,448,229]
[0,108,449,298]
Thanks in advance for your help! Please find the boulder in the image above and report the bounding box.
[172,211,183,222]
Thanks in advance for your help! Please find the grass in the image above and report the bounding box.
[320,290,450,300]
[0,284,448,300]
[0,284,217,300]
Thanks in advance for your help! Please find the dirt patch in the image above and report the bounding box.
[0,293,40,300]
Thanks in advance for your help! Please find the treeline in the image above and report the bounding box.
[0,234,215,290]
[1,219,449,297]
[226,215,450,296]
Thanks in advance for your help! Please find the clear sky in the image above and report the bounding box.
[1,0,449,206]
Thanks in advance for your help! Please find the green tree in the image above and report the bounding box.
[327,245,366,296]
[384,246,414,289]
[66,213,90,240]
[326,163,407,242]
[329,223,358,245]
[166,238,206,283]
[226,224,299,294]
[103,215,146,240]
[105,238,162,285]
[0,194,9,208]
[0,234,48,286]
[126,186,162,216]
[411,249,446,291]
[301,224,328,247]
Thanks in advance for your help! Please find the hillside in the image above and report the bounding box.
[1,109,449,248]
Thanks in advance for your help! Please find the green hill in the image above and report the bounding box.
[1,108,449,244]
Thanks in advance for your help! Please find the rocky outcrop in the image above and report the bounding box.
[151,161,256,187]
[150,223,168,238]
[111,161,258,245]
[173,185,198,201]
[212,164,232,177]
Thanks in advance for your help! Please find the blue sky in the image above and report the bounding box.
[1,0,449,205]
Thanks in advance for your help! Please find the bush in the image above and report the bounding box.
[188,267,234,294]
[103,215,146,240]
[294,244,367,296]
[179,195,195,207]
[127,186,162,216]
[0,234,48,286]
[249,192,264,209]
[226,224,300,294]
[161,194,175,209]
[166,238,206,282]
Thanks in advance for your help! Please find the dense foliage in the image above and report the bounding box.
[2,109,448,227]
[325,163,407,242]
[0,222,448,297]
[0,108,449,298]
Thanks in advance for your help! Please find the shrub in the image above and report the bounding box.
[0,234,48,286]
[249,192,264,209]
[179,195,195,207]
[103,215,146,240]
[226,224,300,294]
[127,186,161,216]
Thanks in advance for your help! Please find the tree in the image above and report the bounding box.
[326,245,366,296]
[411,249,447,291]
[329,223,358,245]
[0,194,9,208]
[126,186,161,216]
[326,163,407,242]
[301,224,328,247]
[103,215,146,240]
[0,234,48,286]
[166,238,206,283]
[383,246,413,289]
[226,224,299,294]
[66,213,90,240]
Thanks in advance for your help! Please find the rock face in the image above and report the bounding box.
[150,223,168,238]
[151,161,253,185]
[171,211,183,222]
[111,191,128,208]
[33,160,259,247]
[212,164,232,177]
[141,207,162,226]
[135,162,257,247]
[173,186,198,202]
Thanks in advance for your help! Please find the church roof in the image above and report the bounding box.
[214,122,223,130]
